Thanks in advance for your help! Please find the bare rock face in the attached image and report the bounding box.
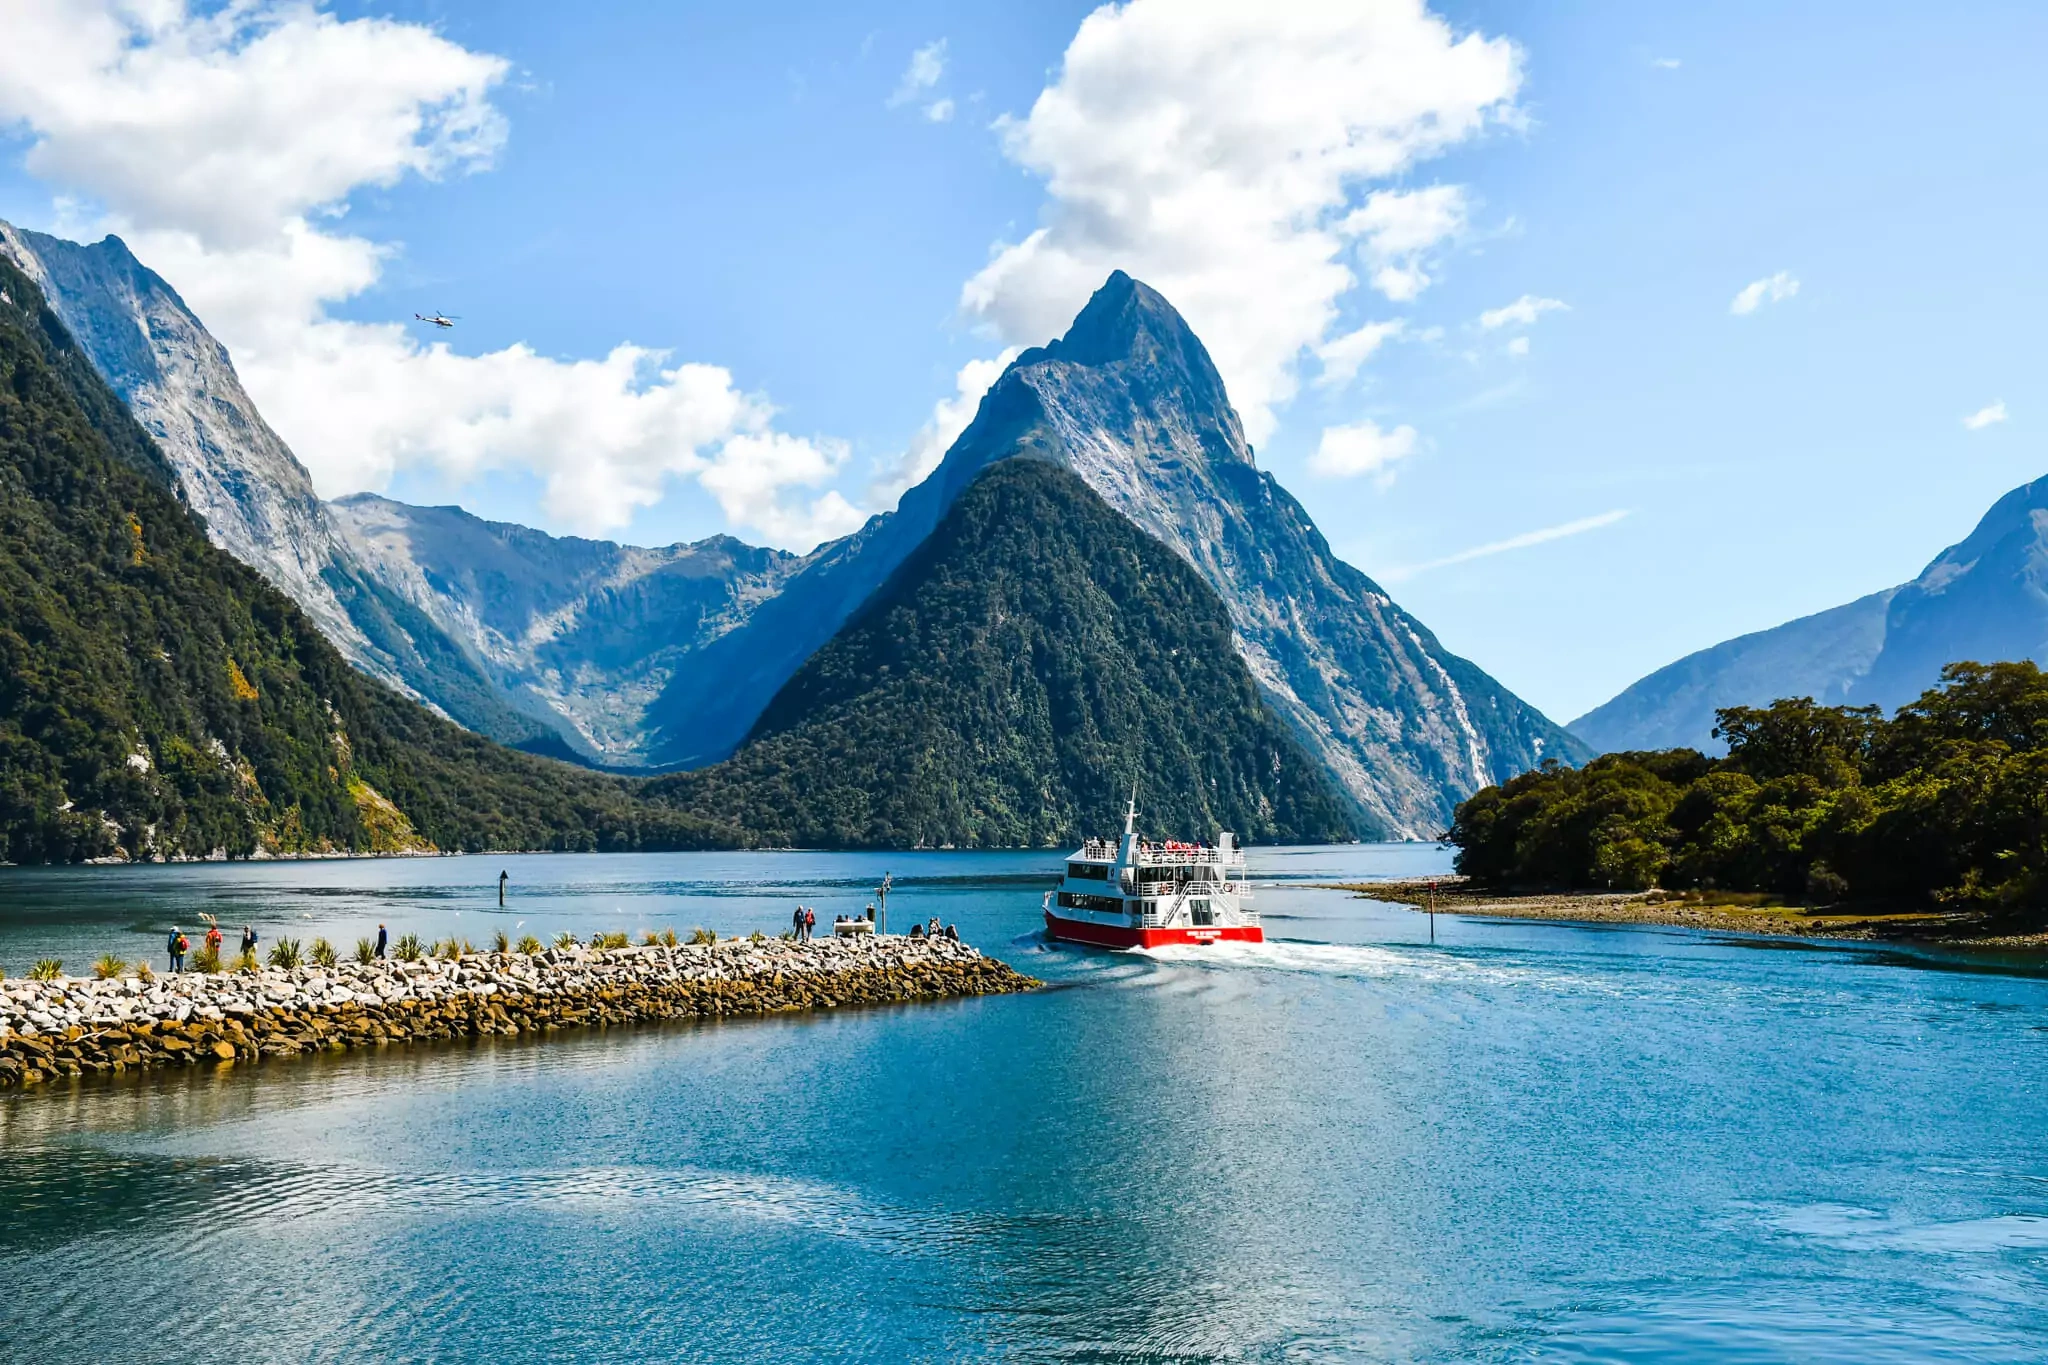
[0,222,367,658]
[328,495,802,764]
[0,222,580,758]
[651,272,1586,835]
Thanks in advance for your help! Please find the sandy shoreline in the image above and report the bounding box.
[1328,878,2048,949]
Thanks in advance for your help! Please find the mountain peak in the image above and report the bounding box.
[1047,270,1218,378]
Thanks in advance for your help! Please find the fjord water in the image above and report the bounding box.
[1,849,2044,1363]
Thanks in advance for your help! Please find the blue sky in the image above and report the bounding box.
[2,1,2045,723]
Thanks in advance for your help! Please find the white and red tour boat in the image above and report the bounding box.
[1042,800,1261,948]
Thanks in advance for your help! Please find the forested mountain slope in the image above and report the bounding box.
[649,272,1584,835]
[0,222,585,760]
[0,255,730,862]
[646,459,1356,848]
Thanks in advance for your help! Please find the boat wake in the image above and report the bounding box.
[1131,936,1630,997]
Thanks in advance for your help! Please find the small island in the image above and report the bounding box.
[1352,661,2048,949]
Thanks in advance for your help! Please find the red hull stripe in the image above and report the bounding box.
[1043,912,1264,949]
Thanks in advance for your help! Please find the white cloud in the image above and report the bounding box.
[874,349,1023,502]
[1505,335,1529,357]
[960,0,1522,444]
[0,1,855,549]
[1730,271,1799,316]
[1478,293,1567,329]
[1652,57,1682,70]
[1962,400,2008,431]
[1310,420,1419,485]
[1341,184,1470,301]
[889,39,947,107]
[1315,320,1404,389]
[1381,509,1629,582]
[925,97,956,124]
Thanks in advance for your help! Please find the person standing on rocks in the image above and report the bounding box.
[804,907,816,942]
[240,925,258,958]
[167,927,186,973]
[792,905,805,940]
[204,923,223,958]
[376,924,388,960]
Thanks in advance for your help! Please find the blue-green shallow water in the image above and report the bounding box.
[2,845,2045,1363]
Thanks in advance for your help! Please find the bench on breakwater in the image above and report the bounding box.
[0,936,1037,1089]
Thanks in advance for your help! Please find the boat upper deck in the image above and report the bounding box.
[1074,838,1245,868]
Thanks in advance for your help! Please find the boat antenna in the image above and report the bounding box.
[1125,783,1139,837]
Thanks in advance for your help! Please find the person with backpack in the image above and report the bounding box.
[240,925,258,958]
[803,907,816,943]
[167,928,187,973]
[204,923,223,958]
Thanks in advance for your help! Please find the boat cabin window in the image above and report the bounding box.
[1057,892,1122,915]
[1066,862,1109,881]
[1190,898,1213,926]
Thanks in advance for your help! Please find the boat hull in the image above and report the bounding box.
[1044,911,1263,949]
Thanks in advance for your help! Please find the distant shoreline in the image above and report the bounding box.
[1328,878,2048,949]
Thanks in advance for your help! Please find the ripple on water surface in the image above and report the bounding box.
[1,849,2045,1362]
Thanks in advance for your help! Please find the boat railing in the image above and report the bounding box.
[1135,848,1246,868]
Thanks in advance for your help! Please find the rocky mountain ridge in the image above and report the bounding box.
[0,222,581,759]
[1573,473,2048,751]
[650,272,1588,836]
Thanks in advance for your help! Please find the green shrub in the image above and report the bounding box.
[516,934,542,955]
[29,959,61,981]
[268,937,303,970]
[354,938,377,965]
[134,960,153,983]
[192,943,223,973]
[553,932,578,950]
[433,938,460,960]
[659,927,679,948]
[92,954,127,979]
[394,934,424,962]
[687,927,716,945]
[598,931,631,950]
[493,930,510,954]
[231,949,259,973]
[309,937,338,968]
[641,930,660,946]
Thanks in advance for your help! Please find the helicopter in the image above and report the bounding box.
[413,311,458,329]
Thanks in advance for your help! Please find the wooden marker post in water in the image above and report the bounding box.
[499,870,508,908]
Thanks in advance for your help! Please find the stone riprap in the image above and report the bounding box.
[0,937,1036,1089]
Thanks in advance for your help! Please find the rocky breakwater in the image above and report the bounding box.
[0,937,1037,1089]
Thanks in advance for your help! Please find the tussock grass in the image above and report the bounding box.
[687,927,717,946]
[92,954,127,979]
[493,930,510,954]
[29,959,62,981]
[231,949,259,974]
[516,935,542,955]
[354,938,377,965]
[267,937,303,970]
[191,944,223,974]
[394,934,424,962]
[553,932,578,950]
[310,938,338,968]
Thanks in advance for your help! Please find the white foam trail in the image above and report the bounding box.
[1134,937,1630,997]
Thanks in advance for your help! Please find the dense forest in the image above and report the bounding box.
[0,254,738,862]
[1449,661,2048,921]
[648,458,1359,848]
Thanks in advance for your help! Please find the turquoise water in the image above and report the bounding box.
[1,845,2045,1362]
